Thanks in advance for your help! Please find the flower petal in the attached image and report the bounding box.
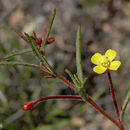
[93,65,107,74]
[105,49,116,61]
[109,61,121,70]
[91,53,103,65]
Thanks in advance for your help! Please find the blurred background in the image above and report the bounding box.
[0,0,130,130]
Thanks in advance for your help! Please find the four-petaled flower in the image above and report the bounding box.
[91,49,121,74]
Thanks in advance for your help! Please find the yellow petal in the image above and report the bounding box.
[105,49,116,61]
[109,61,121,70]
[93,65,107,74]
[91,53,103,65]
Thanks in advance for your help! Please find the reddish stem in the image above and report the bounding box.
[23,95,82,111]
[23,75,122,129]
[107,72,120,119]
[10,27,29,44]
[58,76,120,129]
[23,94,120,129]
[107,71,124,130]
[33,95,82,104]
[86,96,120,128]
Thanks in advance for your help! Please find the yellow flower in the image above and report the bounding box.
[91,49,121,74]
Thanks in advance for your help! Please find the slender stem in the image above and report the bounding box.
[107,71,124,130]
[23,95,82,111]
[0,49,32,61]
[23,95,120,128]
[86,96,120,128]
[107,72,120,120]
[58,76,120,129]
[0,61,41,69]
[24,94,119,128]
[33,95,82,105]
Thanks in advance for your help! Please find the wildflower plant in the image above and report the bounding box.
[0,9,130,130]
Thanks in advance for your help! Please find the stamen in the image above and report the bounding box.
[101,56,111,68]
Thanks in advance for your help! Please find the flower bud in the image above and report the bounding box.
[23,102,34,111]
[47,37,55,44]
[37,38,42,46]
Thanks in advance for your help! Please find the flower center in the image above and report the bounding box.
[101,56,111,68]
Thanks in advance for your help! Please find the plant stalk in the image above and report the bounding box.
[107,71,124,130]
[33,95,82,105]
[59,76,120,129]
[86,96,120,128]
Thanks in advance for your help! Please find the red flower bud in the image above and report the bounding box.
[47,37,55,44]
[23,102,34,111]
[37,38,42,46]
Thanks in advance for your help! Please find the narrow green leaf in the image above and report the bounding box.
[73,74,81,85]
[0,61,41,68]
[25,33,58,76]
[42,9,56,53]
[76,25,83,83]
[0,48,32,61]
[81,77,88,87]
[120,90,130,121]
[65,69,79,87]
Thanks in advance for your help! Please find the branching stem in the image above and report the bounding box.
[58,76,121,129]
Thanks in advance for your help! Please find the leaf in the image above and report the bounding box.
[0,49,32,61]
[76,25,83,83]
[0,61,41,68]
[74,74,81,85]
[42,9,56,53]
[64,25,87,89]
[120,89,130,121]
[81,77,88,87]
[65,69,79,87]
